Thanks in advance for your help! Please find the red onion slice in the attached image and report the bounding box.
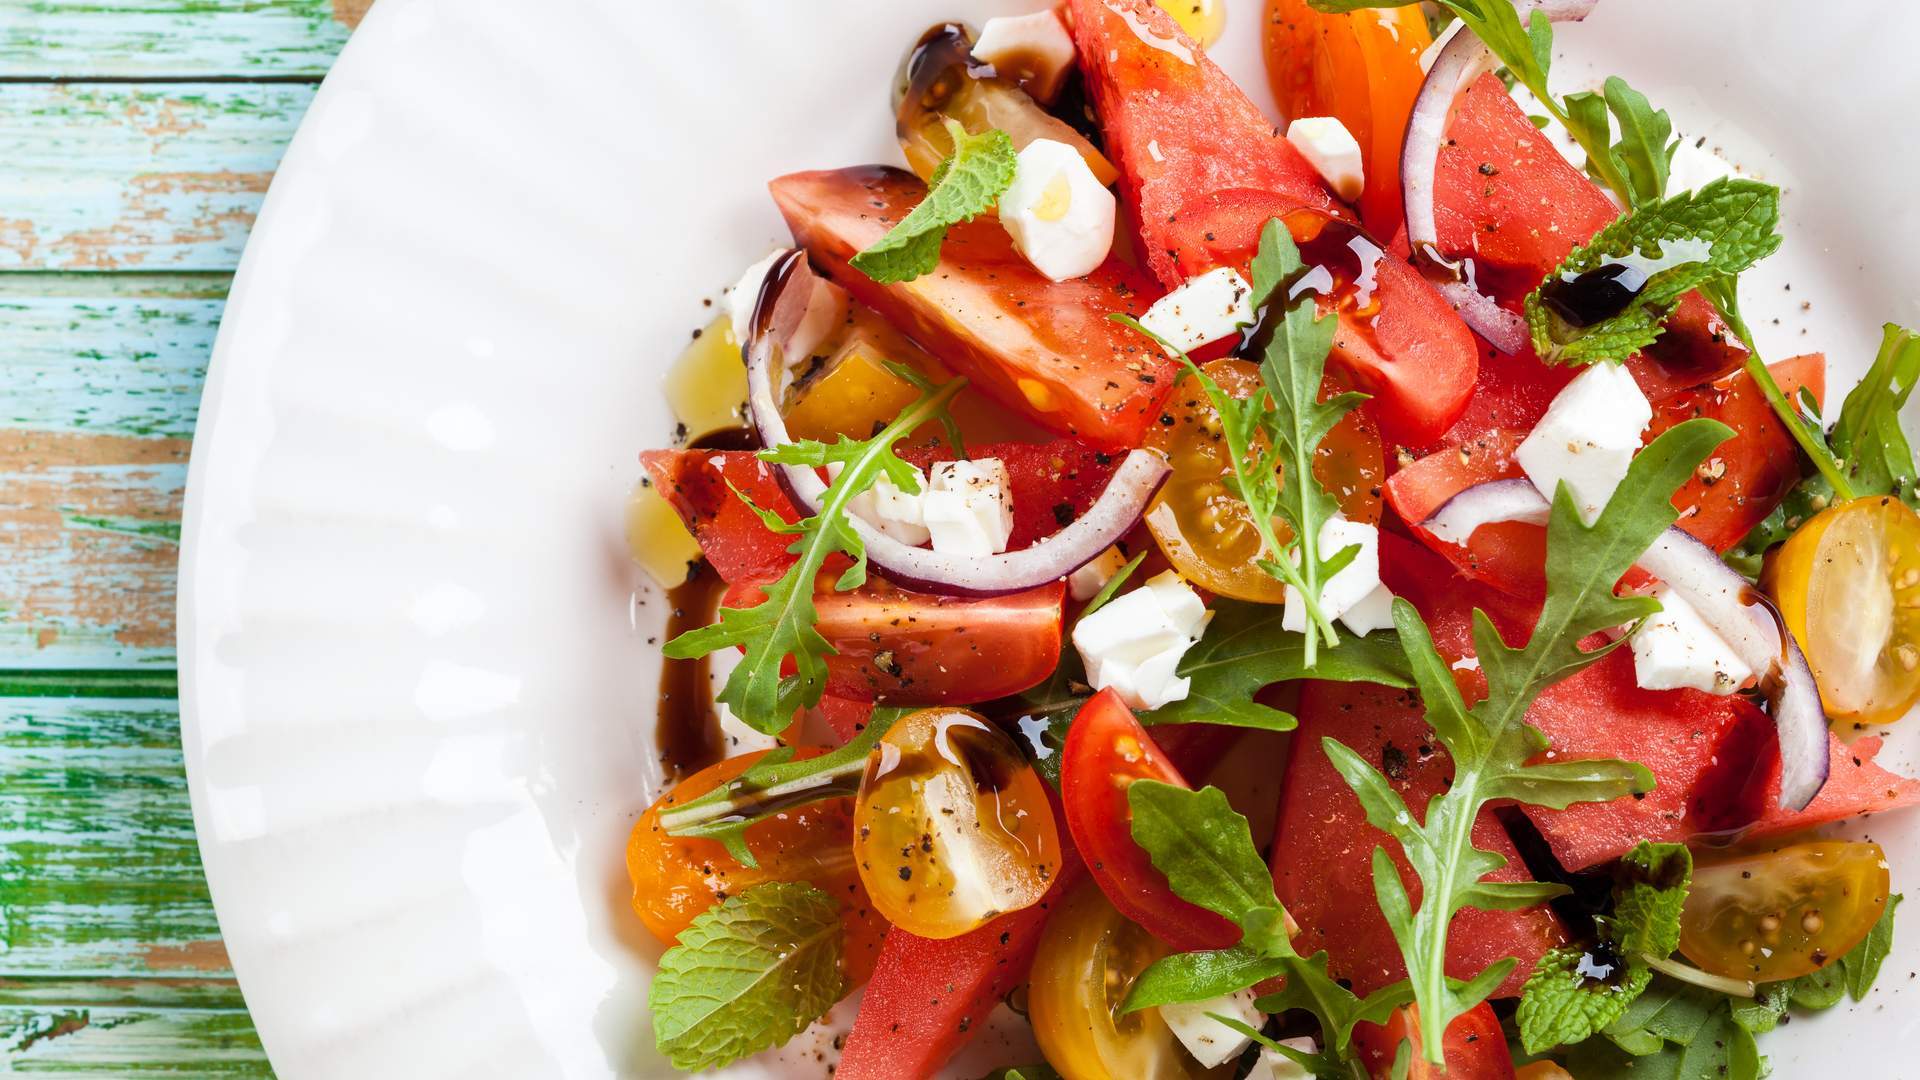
[1417,479,1830,810]
[743,249,1171,598]
[1401,0,1598,355]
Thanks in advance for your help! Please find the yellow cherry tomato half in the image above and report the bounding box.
[1765,495,1920,727]
[1678,840,1891,984]
[1144,359,1383,603]
[852,708,1060,939]
[1029,883,1218,1080]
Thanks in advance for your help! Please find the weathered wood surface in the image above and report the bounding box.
[1,3,366,1072]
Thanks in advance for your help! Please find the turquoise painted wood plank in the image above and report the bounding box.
[0,0,354,79]
[0,698,226,978]
[0,83,314,271]
[2,1004,270,1074]
[2,297,218,439]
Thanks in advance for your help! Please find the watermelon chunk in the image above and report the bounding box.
[1066,0,1480,446]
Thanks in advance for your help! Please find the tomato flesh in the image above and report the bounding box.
[853,708,1062,939]
[1680,841,1891,983]
[1062,689,1241,952]
[625,750,887,983]
[1766,495,1920,726]
[1353,1002,1517,1080]
[1262,0,1432,238]
[899,439,1121,551]
[770,166,1173,449]
[1067,0,1479,446]
[1029,882,1210,1080]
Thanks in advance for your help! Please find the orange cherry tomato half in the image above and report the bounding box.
[626,749,888,983]
[1145,358,1383,602]
[1263,0,1433,237]
[1678,840,1891,984]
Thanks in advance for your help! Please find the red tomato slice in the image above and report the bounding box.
[1353,1002,1517,1080]
[1061,689,1241,952]
[1066,0,1480,445]
[769,167,1173,449]
[1272,538,1568,1000]
[1434,72,1748,389]
[722,576,1064,707]
[837,851,1085,1080]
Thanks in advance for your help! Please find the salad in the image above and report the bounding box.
[624,1,1920,1076]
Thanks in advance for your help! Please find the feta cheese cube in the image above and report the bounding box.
[1243,1037,1320,1080]
[828,461,932,546]
[1287,117,1366,202]
[1631,585,1754,694]
[1159,990,1261,1068]
[1515,362,1651,523]
[1068,545,1130,601]
[971,10,1077,104]
[1139,267,1256,355]
[1072,571,1212,710]
[1000,139,1117,282]
[1338,582,1397,636]
[727,250,846,381]
[922,459,1014,557]
[1282,515,1383,632]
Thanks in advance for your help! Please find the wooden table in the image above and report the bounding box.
[1,3,366,1071]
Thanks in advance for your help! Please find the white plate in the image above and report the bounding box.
[176,1,1920,1076]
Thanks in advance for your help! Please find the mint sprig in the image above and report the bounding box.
[1116,218,1367,665]
[663,379,964,732]
[1322,418,1731,1066]
[649,881,844,1071]
[850,121,1015,285]
[1524,177,1783,365]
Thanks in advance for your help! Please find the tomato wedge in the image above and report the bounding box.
[1353,1002,1517,1080]
[1061,689,1241,952]
[769,166,1173,449]
[1068,0,1479,445]
[722,576,1063,706]
[1262,0,1432,238]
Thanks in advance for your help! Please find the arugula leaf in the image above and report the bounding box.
[980,1067,1062,1080]
[664,379,964,731]
[1561,77,1678,210]
[1208,1014,1350,1078]
[849,121,1015,284]
[1121,780,1402,1070]
[1842,891,1903,999]
[649,881,844,1071]
[1325,419,1730,1065]
[659,709,906,865]
[1525,177,1783,365]
[1116,218,1364,663]
[1516,843,1691,1053]
[1831,323,1920,503]
[1152,600,1413,730]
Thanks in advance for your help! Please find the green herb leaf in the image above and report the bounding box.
[657,709,906,866]
[1525,178,1783,365]
[849,122,1015,284]
[1122,946,1292,1013]
[1570,979,1764,1078]
[981,1067,1063,1080]
[1831,324,1920,504]
[1517,948,1654,1054]
[664,379,965,731]
[1127,781,1283,947]
[1842,892,1903,1000]
[650,882,844,1072]
[1331,419,1730,1065]
[1614,842,1692,958]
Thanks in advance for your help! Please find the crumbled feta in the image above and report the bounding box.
[1071,571,1212,711]
[1000,139,1117,282]
[1287,117,1366,202]
[727,250,846,379]
[1283,515,1383,632]
[1515,362,1651,523]
[1243,1037,1321,1080]
[1068,545,1130,601]
[922,459,1014,557]
[1139,267,1256,355]
[1160,989,1261,1068]
[1338,582,1397,636]
[828,461,932,546]
[1631,585,1754,694]
[971,10,1076,104]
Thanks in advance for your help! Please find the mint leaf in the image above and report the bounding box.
[1328,419,1730,1066]
[850,122,1015,284]
[650,882,844,1071]
[664,378,965,731]
[1526,177,1783,365]
[1518,948,1653,1054]
[1614,842,1692,958]
[1152,599,1413,731]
